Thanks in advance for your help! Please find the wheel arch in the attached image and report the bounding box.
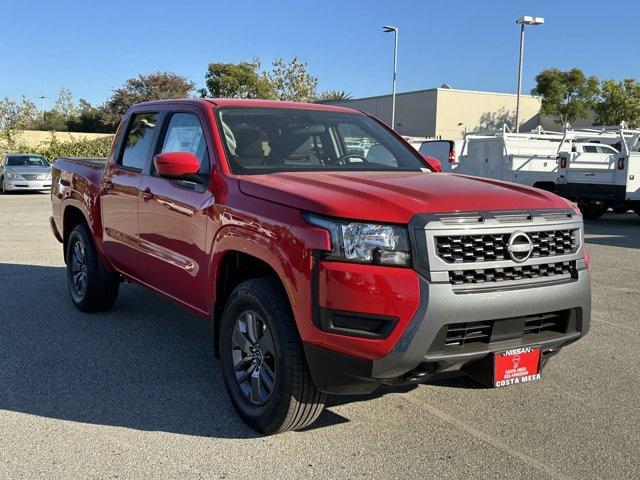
[62,203,90,260]
[209,224,305,358]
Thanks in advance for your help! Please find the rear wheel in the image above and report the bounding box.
[66,224,120,312]
[612,205,629,214]
[579,203,606,220]
[220,278,326,434]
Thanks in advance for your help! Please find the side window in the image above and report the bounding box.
[582,145,598,153]
[159,113,209,175]
[119,112,159,171]
[597,145,617,154]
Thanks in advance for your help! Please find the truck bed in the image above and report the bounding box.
[50,157,108,236]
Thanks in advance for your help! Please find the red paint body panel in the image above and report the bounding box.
[318,262,421,360]
[239,170,569,224]
[51,98,578,362]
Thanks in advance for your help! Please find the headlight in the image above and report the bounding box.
[305,213,411,266]
[5,170,21,179]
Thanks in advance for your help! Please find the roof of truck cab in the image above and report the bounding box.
[133,98,362,114]
[207,98,361,113]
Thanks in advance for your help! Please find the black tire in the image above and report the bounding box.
[612,205,629,214]
[0,176,6,194]
[66,224,119,312]
[220,278,326,434]
[579,204,606,220]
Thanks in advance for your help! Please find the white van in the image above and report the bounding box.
[412,140,464,173]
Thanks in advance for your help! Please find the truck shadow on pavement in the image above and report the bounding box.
[0,263,261,438]
[583,213,640,249]
[0,263,481,437]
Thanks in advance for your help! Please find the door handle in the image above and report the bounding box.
[141,187,154,201]
[103,179,113,191]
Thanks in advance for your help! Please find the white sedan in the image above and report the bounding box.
[0,154,52,193]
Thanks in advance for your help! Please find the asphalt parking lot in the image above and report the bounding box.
[0,193,638,480]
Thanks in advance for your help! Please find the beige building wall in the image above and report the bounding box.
[332,90,438,137]
[7,130,112,149]
[330,88,543,140]
[434,89,541,139]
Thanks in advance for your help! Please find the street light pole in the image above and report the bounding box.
[515,24,525,133]
[383,26,398,130]
[515,16,544,133]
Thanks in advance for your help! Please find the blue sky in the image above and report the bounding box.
[2,0,640,110]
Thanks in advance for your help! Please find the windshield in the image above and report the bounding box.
[216,107,428,174]
[6,155,49,167]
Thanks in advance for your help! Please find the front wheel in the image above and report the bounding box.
[220,278,326,434]
[66,224,120,312]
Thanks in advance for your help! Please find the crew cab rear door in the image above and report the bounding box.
[101,110,160,280]
[137,106,214,313]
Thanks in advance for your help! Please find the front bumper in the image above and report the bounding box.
[304,268,591,394]
[4,179,51,191]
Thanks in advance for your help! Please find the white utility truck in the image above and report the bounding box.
[455,126,564,192]
[556,128,640,219]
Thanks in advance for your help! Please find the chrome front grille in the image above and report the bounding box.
[22,174,42,180]
[415,210,585,289]
[435,229,578,264]
[449,261,576,285]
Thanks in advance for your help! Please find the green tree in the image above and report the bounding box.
[201,59,275,99]
[0,96,38,131]
[316,90,353,102]
[67,99,111,133]
[531,68,600,125]
[54,87,77,118]
[595,78,640,128]
[268,57,318,102]
[103,72,195,129]
[0,96,39,144]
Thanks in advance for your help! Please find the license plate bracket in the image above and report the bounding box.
[493,346,541,388]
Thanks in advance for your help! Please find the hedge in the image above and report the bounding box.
[0,132,114,162]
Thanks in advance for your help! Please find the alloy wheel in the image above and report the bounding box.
[69,240,88,298]
[231,310,277,405]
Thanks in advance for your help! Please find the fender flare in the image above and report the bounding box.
[208,224,299,309]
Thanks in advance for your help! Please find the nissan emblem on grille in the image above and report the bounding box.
[507,231,533,263]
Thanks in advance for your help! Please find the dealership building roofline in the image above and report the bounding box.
[341,87,538,103]
[328,87,543,139]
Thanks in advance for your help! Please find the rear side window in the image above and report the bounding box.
[597,145,618,154]
[582,145,598,153]
[119,112,159,171]
[159,113,210,175]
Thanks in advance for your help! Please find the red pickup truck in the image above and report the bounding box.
[50,99,591,434]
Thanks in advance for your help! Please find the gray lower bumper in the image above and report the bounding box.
[305,269,591,395]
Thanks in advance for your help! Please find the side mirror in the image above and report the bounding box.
[154,152,200,178]
[422,154,442,172]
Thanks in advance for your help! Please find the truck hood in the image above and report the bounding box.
[239,171,570,223]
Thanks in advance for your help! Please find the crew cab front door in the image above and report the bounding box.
[137,109,214,313]
[101,111,160,280]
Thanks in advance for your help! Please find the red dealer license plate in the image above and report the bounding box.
[493,346,542,388]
